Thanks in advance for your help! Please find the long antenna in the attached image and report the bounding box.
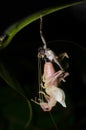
[40,16,47,49]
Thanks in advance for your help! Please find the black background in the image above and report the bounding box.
[0,0,86,130]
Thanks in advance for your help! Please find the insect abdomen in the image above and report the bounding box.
[44,62,58,86]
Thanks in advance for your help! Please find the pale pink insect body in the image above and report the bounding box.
[39,62,58,111]
[31,17,69,111]
[39,60,69,111]
[43,62,58,87]
[31,50,69,111]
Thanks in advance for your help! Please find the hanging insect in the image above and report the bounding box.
[31,17,69,111]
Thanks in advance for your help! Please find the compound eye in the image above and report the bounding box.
[38,47,45,58]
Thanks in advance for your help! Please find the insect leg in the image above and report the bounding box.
[39,91,46,96]
[47,70,69,84]
[31,98,40,105]
[39,91,50,103]
[58,52,69,60]
[46,70,63,84]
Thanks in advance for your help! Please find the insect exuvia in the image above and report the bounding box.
[31,17,69,111]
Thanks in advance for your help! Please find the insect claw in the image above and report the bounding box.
[64,53,69,58]
[61,78,66,82]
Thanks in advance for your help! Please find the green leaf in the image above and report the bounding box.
[0,1,86,49]
[0,62,32,128]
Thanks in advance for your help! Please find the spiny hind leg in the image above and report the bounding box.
[47,70,64,84]
[51,70,69,82]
